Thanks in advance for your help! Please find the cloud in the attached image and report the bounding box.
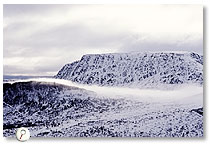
[119,33,203,53]
[3,4,203,76]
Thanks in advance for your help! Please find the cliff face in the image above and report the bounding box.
[55,52,203,87]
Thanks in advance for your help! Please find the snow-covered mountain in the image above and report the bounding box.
[3,51,203,137]
[55,52,203,88]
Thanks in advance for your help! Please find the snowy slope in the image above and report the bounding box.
[55,52,203,88]
[3,79,203,137]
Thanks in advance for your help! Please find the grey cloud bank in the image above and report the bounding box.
[3,4,203,76]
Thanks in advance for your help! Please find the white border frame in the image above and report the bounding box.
[0,0,208,145]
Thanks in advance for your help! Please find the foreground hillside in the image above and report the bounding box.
[3,80,203,137]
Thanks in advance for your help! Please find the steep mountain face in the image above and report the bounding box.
[55,52,203,87]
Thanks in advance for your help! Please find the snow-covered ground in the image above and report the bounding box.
[7,78,203,104]
[3,78,203,137]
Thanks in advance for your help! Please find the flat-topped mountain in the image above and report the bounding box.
[55,52,203,88]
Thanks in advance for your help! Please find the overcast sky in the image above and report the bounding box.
[3,4,203,76]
